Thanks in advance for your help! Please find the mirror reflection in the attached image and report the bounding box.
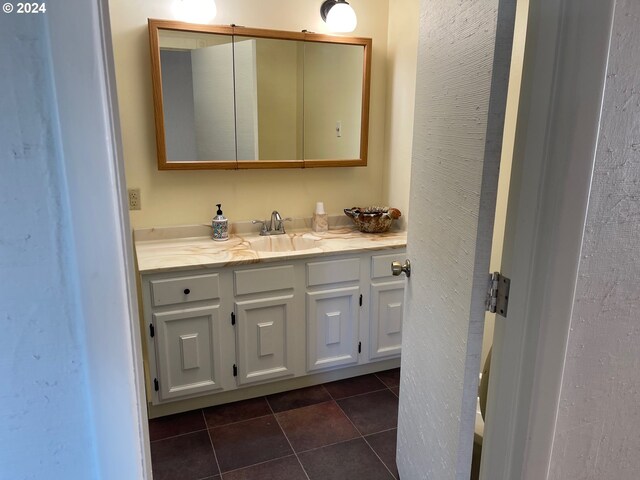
[304,42,363,161]
[152,22,370,169]
[233,36,304,162]
[159,30,235,162]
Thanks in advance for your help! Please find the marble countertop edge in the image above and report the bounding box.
[134,223,407,274]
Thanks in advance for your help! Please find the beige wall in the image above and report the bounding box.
[304,43,363,160]
[382,0,420,229]
[109,0,390,228]
[254,38,302,160]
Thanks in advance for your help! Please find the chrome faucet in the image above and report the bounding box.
[252,210,291,236]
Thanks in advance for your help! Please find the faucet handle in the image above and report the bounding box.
[252,219,268,234]
[277,217,292,233]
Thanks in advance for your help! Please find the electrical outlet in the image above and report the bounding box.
[128,188,141,211]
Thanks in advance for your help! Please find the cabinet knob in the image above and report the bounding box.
[183,288,191,295]
[391,259,411,278]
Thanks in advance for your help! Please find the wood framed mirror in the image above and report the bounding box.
[148,19,372,170]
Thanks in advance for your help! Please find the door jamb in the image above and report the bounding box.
[480,0,615,478]
[47,0,152,477]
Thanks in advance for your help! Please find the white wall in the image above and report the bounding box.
[0,13,96,480]
[109,0,391,228]
[191,43,237,159]
[549,0,640,477]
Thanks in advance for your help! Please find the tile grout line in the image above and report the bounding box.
[333,396,366,437]
[362,433,398,480]
[206,410,273,430]
[202,409,223,479]
[219,454,300,477]
[266,395,312,480]
[149,426,209,443]
[334,395,397,479]
[327,386,391,401]
[295,435,365,455]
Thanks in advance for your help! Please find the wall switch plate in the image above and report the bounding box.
[336,121,342,137]
[128,188,141,210]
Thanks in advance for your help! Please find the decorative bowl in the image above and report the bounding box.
[344,206,402,233]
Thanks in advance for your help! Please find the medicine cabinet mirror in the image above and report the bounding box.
[148,19,372,170]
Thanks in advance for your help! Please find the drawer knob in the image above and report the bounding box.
[183,288,191,295]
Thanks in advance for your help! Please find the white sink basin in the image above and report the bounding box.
[248,235,319,253]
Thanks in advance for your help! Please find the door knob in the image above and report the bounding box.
[391,259,411,278]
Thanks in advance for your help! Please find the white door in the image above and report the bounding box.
[397,0,516,478]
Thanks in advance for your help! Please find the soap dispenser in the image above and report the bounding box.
[212,203,229,241]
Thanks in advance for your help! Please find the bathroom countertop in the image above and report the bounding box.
[134,225,407,274]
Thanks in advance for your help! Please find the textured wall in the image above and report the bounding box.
[549,0,640,477]
[0,14,96,480]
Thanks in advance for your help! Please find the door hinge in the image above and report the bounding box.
[359,294,363,307]
[358,341,362,354]
[486,272,511,318]
[149,323,155,338]
[231,312,236,326]
[153,378,159,392]
[232,364,238,377]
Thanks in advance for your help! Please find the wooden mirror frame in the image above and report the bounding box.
[148,19,372,170]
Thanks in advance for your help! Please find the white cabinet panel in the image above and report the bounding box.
[235,295,294,385]
[234,265,294,295]
[153,305,222,400]
[151,273,220,307]
[371,253,407,279]
[370,281,404,360]
[306,286,359,371]
[307,258,360,287]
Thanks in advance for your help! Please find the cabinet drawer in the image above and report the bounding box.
[150,274,220,307]
[307,258,360,287]
[234,265,294,295]
[371,252,406,279]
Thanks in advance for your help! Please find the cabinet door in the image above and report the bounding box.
[153,305,222,401]
[235,295,294,385]
[369,281,404,360]
[306,286,359,371]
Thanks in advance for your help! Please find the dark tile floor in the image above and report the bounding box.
[149,368,401,480]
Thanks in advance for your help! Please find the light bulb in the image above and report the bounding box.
[325,2,357,33]
[171,0,217,24]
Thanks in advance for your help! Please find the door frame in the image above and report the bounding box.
[481,0,615,478]
[47,0,151,477]
[47,0,614,478]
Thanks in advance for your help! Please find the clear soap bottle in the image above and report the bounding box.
[312,202,328,232]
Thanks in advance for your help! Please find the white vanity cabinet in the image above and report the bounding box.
[140,248,406,410]
[144,273,226,403]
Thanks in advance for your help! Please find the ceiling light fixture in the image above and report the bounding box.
[171,0,217,24]
[320,0,358,33]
